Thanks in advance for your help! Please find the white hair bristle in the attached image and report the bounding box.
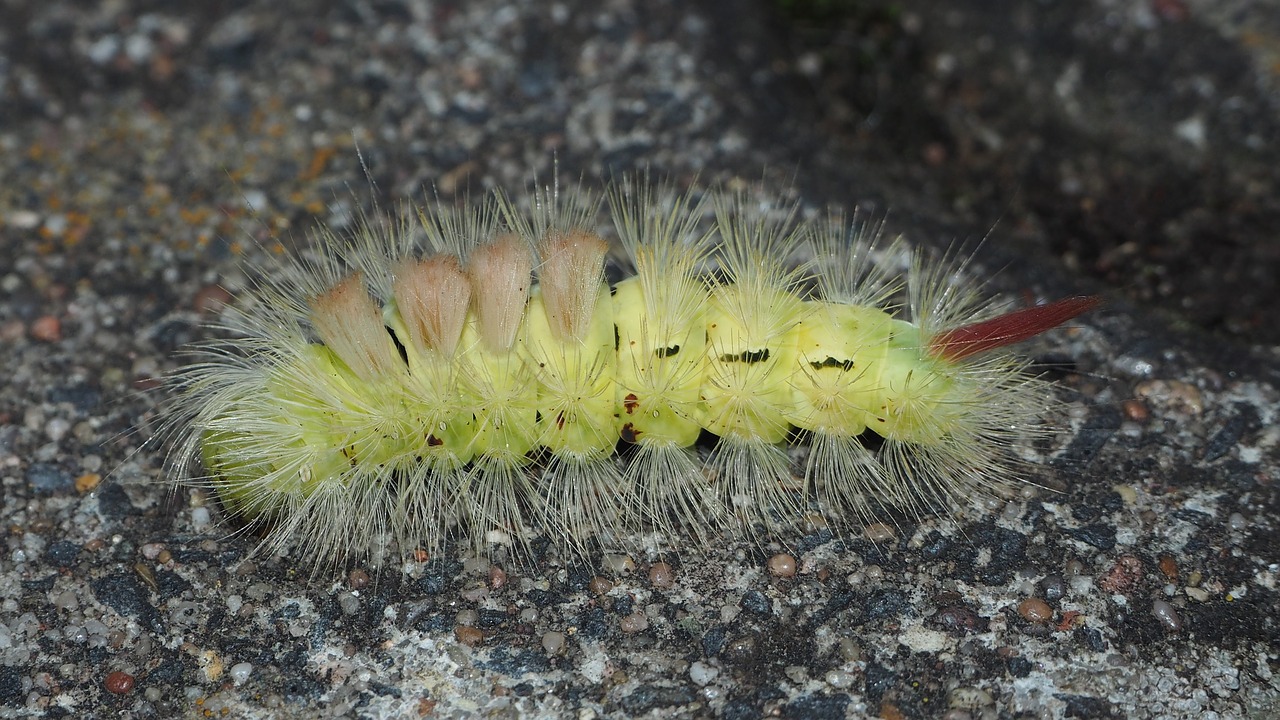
[156,176,1095,574]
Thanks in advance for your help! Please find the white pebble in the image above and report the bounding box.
[42,214,67,235]
[689,661,719,686]
[541,631,566,655]
[45,418,70,442]
[86,36,120,65]
[6,211,41,230]
[825,670,854,688]
[229,662,253,686]
[191,506,212,531]
[242,190,268,214]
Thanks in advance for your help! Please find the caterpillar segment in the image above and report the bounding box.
[171,184,1095,568]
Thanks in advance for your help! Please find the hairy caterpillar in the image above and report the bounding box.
[161,178,1096,569]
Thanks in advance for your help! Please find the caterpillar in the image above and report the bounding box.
[160,178,1097,570]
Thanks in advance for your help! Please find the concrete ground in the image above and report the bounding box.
[1,0,1277,718]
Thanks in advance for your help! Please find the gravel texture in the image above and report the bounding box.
[2,1,1278,718]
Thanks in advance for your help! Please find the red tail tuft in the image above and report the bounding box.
[929,295,1100,361]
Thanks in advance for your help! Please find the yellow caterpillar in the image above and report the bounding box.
[164,179,1096,567]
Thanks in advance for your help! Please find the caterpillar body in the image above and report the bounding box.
[164,180,1096,569]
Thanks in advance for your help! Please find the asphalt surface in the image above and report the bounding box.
[1,1,1278,718]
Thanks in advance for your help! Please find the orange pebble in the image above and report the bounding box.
[31,315,61,342]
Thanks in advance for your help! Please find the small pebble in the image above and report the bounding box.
[104,671,135,694]
[719,603,740,624]
[488,565,507,590]
[1228,512,1247,531]
[1038,575,1067,603]
[64,624,86,644]
[229,662,253,686]
[45,418,70,442]
[1120,398,1149,423]
[1017,598,1053,624]
[191,506,212,531]
[767,553,797,578]
[589,576,614,595]
[947,686,993,710]
[837,638,862,662]
[541,631,566,655]
[620,612,649,634]
[648,562,675,589]
[689,660,718,686]
[935,605,985,634]
[1157,555,1179,582]
[1097,555,1143,594]
[348,569,371,589]
[1134,379,1203,415]
[455,625,484,646]
[722,635,757,666]
[134,563,158,591]
[31,315,61,342]
[6,211,40,229]
[199,649,224,682]
[1112,484,1138,505]
[922,142,948,166]
[740,589,771,616]
[603,554,635,575]
[455,609,479,627]
[864,522,896,543]
[1152,599,1182,632]
[824,670,854,689]
[0,320,23,342]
